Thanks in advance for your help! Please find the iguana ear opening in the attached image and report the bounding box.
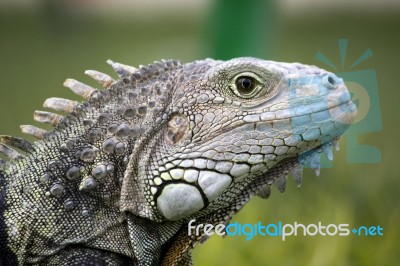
[165,114,189,145]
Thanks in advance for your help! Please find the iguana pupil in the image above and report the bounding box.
[237,76,254,93]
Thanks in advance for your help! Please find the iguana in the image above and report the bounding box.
[0,57,356,265]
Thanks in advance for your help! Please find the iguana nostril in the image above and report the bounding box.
[323,74,337,89]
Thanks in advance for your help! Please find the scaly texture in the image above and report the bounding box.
[0,58,356,265]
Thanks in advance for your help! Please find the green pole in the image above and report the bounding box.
[208,0,277,60]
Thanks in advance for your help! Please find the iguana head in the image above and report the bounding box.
[122,57,357,222]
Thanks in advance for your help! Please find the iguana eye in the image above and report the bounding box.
[230,73,262,98]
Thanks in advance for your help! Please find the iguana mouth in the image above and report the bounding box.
[326,99,357,125]
[218,98,357,139]
[255,98,357,123]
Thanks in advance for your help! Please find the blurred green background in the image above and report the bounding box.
[0,0,399,265]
